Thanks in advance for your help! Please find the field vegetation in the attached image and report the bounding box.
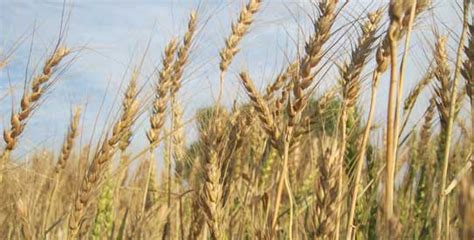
[0,0,473,239]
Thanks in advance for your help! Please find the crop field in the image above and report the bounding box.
[0,0,473,239]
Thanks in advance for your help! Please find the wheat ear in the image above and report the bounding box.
[171,10,197,96]
[217,0,262,105]
[146,39,177,146]
[68,73,141,238]
[1,47,69,174]
[139,39,178,228]
[268,1,339,235]
[116,70,139,188]
[165,12,197,238]
[313,142,340,239]
[240,72,280,147]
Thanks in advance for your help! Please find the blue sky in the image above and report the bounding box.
[0,0,462,159]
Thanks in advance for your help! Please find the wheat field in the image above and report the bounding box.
[0,0,473,239]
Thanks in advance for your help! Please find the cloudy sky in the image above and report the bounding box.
[0,0,463,158]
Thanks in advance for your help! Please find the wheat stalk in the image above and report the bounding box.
[1,47,69,175]
[139,39,178,232]
[435,1,470,238]
[462,16,474,179]
[217,0,262,106]
[171,11,197,96]
[41,108,81,238]
[342,8,383,239]
[165,12,197,237]
[68,74,141,238]
[199,145,224,240]
[298,0,338,92]
[219,0,262,73]
[269,1,339,235]
[240,72,280,147]
[146,39,177,146]
[384,0,417,233]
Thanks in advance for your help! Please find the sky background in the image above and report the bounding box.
[0,0,464,163]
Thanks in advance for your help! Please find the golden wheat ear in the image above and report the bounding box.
[1,47,69,161]
[219,0,262,73]
[216,0,262,106]
[147,39,178,146]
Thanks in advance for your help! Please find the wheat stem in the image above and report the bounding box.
[435,1,470,238]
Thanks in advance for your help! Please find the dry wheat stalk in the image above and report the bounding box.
[462,18,474,178]
[166,13,197,237]
[287,1,339,157]
[1,47,69,167]
[268,2,340,235]
[171,11,197,95]
[287,0,339,185]
[42,108,81,238]
[56,109,82,173]
[384,0,416,232]
[240,71,280,147]
[386,0,430,183]
[67,138,118,238]
[435,1,470,238]
[111,71,140,238]
[138,39,178,235]
[116,70,139,188]
[142,38,177,217]
[342,8,383,239]
[217,0,262,106]
[118,70,139,152]
[68,76,141,238]
[340,9,382,110]
[297,0,338,94]
[169,9,197,179]
[219,0,262,73]
[146,39,178,146]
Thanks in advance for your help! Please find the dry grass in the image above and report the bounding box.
[1,1,474,239]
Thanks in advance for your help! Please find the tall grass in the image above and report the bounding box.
[1,0,474,239]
